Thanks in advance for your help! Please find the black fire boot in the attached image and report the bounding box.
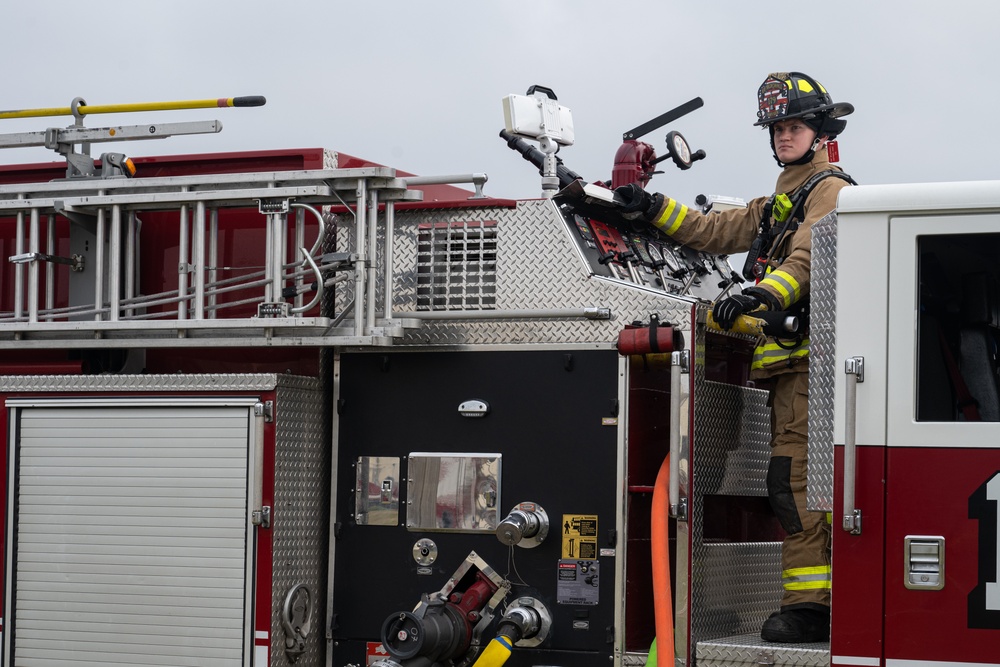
[760,606,830,643]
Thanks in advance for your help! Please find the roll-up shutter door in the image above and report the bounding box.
[8,402,255,667]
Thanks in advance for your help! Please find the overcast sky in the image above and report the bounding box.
[4,1,999,205]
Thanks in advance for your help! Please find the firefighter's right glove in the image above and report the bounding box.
[712,292,765,331]
[614,183,664,222]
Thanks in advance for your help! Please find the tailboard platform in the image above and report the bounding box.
[696,634,829,666]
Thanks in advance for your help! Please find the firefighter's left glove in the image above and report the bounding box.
[712,291,766,330]
[614,183,664,222]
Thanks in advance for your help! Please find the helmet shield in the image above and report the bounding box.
[757,75,794,125]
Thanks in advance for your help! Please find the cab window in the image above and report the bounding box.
[916,233,1000,421]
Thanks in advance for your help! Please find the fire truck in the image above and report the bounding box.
[0,88,996,667]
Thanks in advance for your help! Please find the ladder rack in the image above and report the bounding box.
[0,167,423,348]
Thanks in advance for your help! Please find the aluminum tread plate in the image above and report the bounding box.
[696,633,829,666]
[335,200,700,347]
[0,373,318,393]
[696,380,771,496]
[808,212,837,512]
[695,543,784,636]
[270,381,328,667]
[690,338,783,645]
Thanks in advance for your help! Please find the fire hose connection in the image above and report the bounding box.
[495,502,549,548]
[471,599,551,667]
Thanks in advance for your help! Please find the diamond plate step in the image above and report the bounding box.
[696,633,829,666]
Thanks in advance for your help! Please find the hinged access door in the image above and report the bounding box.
[3,397,263,666]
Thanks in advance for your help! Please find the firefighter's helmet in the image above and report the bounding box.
[754,72,853,138]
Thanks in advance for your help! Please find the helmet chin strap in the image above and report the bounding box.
[769,128,827,167]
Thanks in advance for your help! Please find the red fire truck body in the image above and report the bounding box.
[0,95,994,667]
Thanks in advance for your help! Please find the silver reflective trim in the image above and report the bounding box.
[783,572,832,584]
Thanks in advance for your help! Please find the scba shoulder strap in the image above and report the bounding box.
[785,169,857,225]
[742,170,856,281]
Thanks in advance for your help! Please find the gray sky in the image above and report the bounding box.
[4,1,999,205]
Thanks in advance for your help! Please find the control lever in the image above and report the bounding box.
[617,248,642,284]
[679,270,701,295]
[645,243,671,290]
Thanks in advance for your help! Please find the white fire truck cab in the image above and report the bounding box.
[821,181,1000,666]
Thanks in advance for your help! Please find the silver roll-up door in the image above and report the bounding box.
[6,400,258,667]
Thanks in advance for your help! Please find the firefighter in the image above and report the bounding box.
[616,71,855,643]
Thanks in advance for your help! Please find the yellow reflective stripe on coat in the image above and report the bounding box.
[653,198,688,236]
[782,565,831,591]
[758,269,800,309]
[751,338,810,370]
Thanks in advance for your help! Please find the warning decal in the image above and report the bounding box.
[556,559,600,605]
[367,642,389,665]
[561,514,598,560]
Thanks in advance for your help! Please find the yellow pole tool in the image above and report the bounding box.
[0,96,266,120]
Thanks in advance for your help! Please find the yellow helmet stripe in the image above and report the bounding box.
[784,77,825,95]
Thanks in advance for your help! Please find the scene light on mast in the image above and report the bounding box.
[502,85,574,197]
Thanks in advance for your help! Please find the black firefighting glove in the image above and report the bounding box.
[614,183,664,222]
[712,291,767,330]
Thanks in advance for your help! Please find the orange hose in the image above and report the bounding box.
[651,453,675,667]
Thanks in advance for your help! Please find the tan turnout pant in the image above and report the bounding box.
[767,370,831,610]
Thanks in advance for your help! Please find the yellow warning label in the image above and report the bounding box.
[561,514,598,560]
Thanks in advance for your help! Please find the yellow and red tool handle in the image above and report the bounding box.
[0,96,266,120]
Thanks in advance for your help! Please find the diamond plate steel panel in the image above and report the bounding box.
[271,378,327,667]
[808,212,838,512]
[697,633,829,666]
[0,373,289,393]
[690,308,784,650]
[695,381,771,496]
[335,200,699,346]
[697,543,784,633]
